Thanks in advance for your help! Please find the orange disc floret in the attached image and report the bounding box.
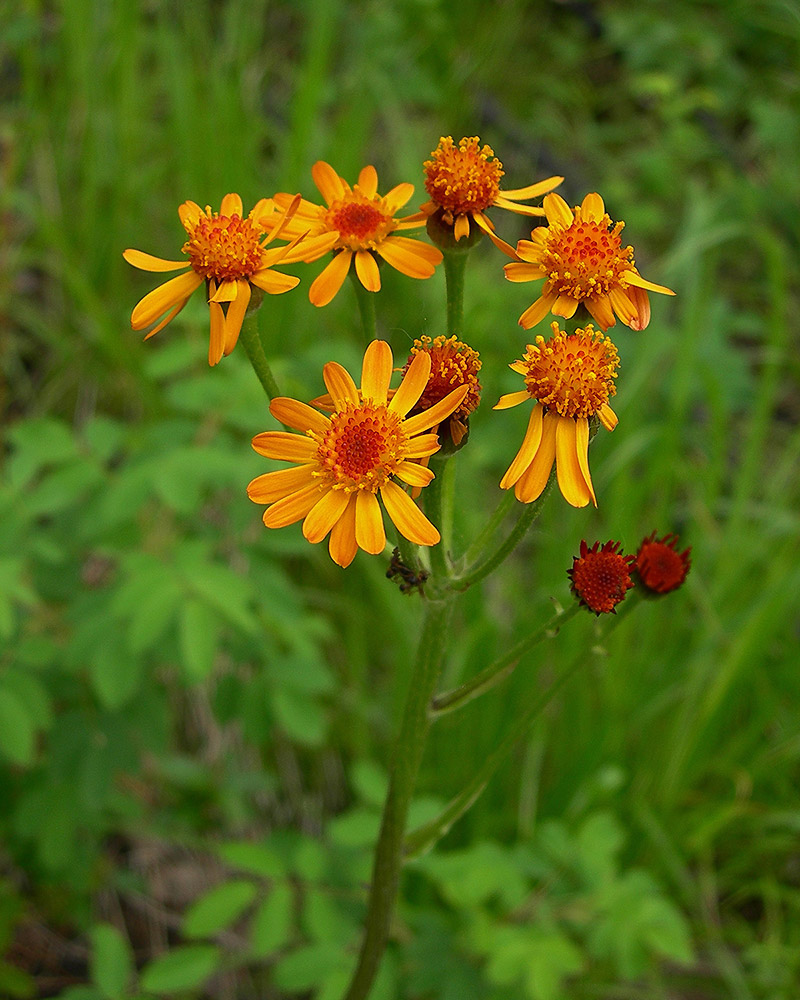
[635,531,691,594]
[403,335,482,446]
[568,539,635,615]
[182,208,265,281]
[424,136,504,218]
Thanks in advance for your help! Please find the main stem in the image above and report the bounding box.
[342,596,453,1000]
[238,311,281,400]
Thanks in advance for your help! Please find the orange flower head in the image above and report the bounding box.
[402,335,482,447]
[247,340,469,568]
[568,539,635,615]
[494,322,619,508]
[635,532,692,594]
[420,136,563,254]
[271,162,442,307]
[123,193,338,365]
[505,192,675,330]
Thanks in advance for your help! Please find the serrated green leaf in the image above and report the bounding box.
[89,923,134,999]
[250,883,293,958]
[139,944,220,994]
[178,598,218,681]
[0,687,36,766]
[183,880,257,939]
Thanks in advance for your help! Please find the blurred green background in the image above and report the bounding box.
[2,0,799,997]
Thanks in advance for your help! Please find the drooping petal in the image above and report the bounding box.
[262,482,323,528]
[312,160,345,206]
[394,461,435,488]
[454,213,471,241]
[273,231,339,265]
[208,300,226,365]
[355,249,381,292]
[251,431,317,462]
[361,339,393,404]
[552,293,579,319]
[584,294,616,331]
[303,488,351,544]
[401,383,469,437]
[500,403,543,489]
[491,198,547,217]
[250,269,300,294]
[515,411,557,503]
[357,165,378,198]
[381,479,439,546]
[130,271,204,330]
[580,193,605,223]
[504,261,546,283]
[502,176,565,200]
[383,182,414,214]
[355,490,386,554]
[543,193,574,227]
[624,270,675,296]
[141,297,191,341]
[493,390,531,410]
[309,251,352,307]
[322,361,360,410]
[376,237,441,278]
[247,465,317,504]
[220,193,243,218]
[626,284,651,331]
[389,351,431,417]
[329,495,358,568]
[598,404,618,432]
[472,213,517,257]
[403,433,441,459]
[555,416,593,508]
[222,279,251,355]
[574,416,597,507]
[270,397,331,435]
[210,279,239,303]
[123,249,189,272]
[608,286,639,327]
[519,291,558,329]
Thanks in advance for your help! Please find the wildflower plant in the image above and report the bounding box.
[124,136,688,1000]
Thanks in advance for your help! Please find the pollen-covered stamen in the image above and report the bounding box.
[522,323,619,419]
[314,403,407,491]
[544,213,635,299]
[424,136,503,217]
[183,211,264,281]
[568,540,635,615]
[326,194,395,251]
[404,335,482,421]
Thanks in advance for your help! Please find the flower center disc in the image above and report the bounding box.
[405,335,482,419]
[524,327,618,419]
[545,217,634,299]
[184,213,264,281]
[571,548,632,614]
[316,404,405,491]
[424,136,502,216]
[327,196,394,250]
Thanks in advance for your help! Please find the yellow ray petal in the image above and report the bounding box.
[275,231,339,264]
[473,213,518,257]
[403,433,441,459]
[543,192,574,227]
[580,192,605,223]
[552,293,579,319]
[123,249,189,272]
[251,431,317,462]
[598,404,618,432]
[500,176,564,199]
[504,261,545,283]
[493,389,530,411]
[500,403,543,489]
[519,291,557,329]
[361,339,393,404]
[401,384,469,437]
[355,249,381,292]
[376,238,441,279]
[608,286,639,326]
[322,360,360,410]
[329,495,358,568]
[381,479,439,546]
[247,465,317,504]
[624,271,675,296]
[454,213,471,241]
[574,416,597,507]
[509,361,528,374]
[383,181,414,214]
[585,293,616,331]
[220,193,243,217]
[210,279,239,303]
[389,350,431,417]
[303,488,351,544]
[309,250,352,307]
[355,490,386,554]
[625,284,651,331]
[515,411,556,503]
[262,482,323,528]
[555,416,592,508]
[250,269,300,294]
[208,300,225,365]
[357,165,379,197]
[221,279,251,355]
[178,201,202,230]
[312,160,345,206]
[491,198,547,218]
[270,397,331,435]
[394,461,435,488]
[130,270,204,330]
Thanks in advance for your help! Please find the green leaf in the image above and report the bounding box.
[89,923,134,999]
[272,943,350,992]
[272,687,327,746]
[217,842,286,879]
[0,959,36,999]
[87,635,144,710]
[302,887,357,947]
[250,883,293,958]
[183,880,257,938]
[139,944,221,994]
[0,687,36,766]
[178,598,218,681]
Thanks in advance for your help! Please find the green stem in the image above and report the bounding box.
[350,269,378,343]
[461,490,516,568]
[442,250,468,339]
[342,597,454,1000]
[238,311,281,400]
[425,453,455,581]
[405,593,643,859]
[449,473,554,592]
[431,603,581,717]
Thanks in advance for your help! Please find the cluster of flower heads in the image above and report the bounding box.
[569,533,692,615]
[124,135,683,578]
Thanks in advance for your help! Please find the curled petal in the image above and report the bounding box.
[500,403,543,489]
[208,300,226,365]
[222,279,251,355]
[250,269,300,294]
[555,416,593,508]
[493,390,530,411]
[131,271,203,330]
[515,411,556,503]
[394,461,435,488]
[624,270,676,296]
[552,293,579,319]
[574,416,596,507]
